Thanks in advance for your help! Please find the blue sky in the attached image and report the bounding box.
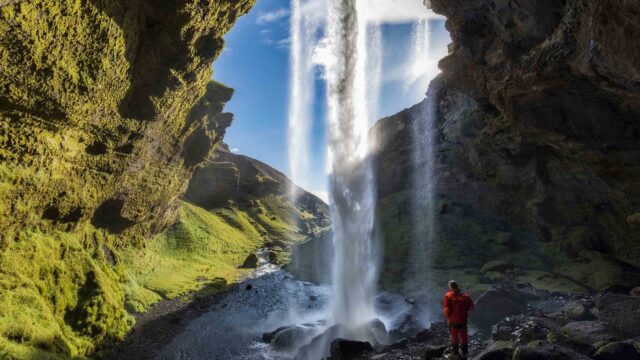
[213,0,450,199]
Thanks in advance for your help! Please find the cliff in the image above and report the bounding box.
[374,0,640,296]
[0,0,256,358]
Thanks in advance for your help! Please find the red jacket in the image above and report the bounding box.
[443,290,475,325]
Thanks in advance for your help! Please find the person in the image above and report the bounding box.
[443,280,475,359]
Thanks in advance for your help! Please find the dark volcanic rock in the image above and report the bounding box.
[513,343,592,360]
[478,341,515,360]
[593,342,640,360]
[596,293,640,337]
[240,253,259,269]
[329,339,373,359]
[561,321,614,345]
[471,285,539,331]
[492,315,559,344]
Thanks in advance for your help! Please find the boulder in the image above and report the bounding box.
[492,315,558,343]
[328,339,373,359]
[563,301,593,321]
[471,285,539,331]
[593,342,640,360]
[627,214,640,226]
[477,341,515,360]
[268,251,278,264]
[513,343,592,360]
[561,321,614,345]
[271,326,315,350]
[240,253,259,268]
[596,293,640,337]
[423,345,447,359]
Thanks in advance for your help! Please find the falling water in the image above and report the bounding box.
[367,22,383,126]
[325,0,380,335]
[407,19,438,326]
[287,0,317,199]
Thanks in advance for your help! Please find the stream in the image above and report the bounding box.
[157,249,419,360]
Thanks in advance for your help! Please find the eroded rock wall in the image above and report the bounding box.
[0,0,254,242]
[374,0,640,294]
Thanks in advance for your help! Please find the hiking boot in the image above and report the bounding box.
[460,344,469,359]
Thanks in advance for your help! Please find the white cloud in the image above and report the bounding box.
[276,37,291,50]
[257,8,290,25]
[231,147,240,153]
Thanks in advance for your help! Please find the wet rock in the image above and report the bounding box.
[245,284,253,290]
[513,343,591,360]
[593,342,640,360]
[387,338,409,350]
[268,251,278,264]
[596,293,640,337]
[423,345,447,359]
[471,285,538,331]
[561,321,614,345]
[271,325,315,350]
[263,326,289,343]
[563,301,593,321]
[240,253,259,269]
[477,341,515,360]
[492,315,558,344]
[295,325,341,360]
[329,339,373,360]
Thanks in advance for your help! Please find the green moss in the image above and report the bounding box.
[376,191,628,294]
[120,202,262,303]
[0,225,132,358]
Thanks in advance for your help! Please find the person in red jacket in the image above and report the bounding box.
[443,280,475,359]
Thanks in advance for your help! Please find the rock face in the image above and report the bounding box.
[0,0,255,240]
[373,0,640,295]
[0,1,255,357]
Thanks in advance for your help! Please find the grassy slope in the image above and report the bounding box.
[0,197,303,359]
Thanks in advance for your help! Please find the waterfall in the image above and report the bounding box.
[408,19,437,326]
[367,22,383,127]
[325,0,380,334]
[287,0,317,199]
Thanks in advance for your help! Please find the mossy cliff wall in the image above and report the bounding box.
[0,0,254,358]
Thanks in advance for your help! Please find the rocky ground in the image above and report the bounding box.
[323,284,640,360]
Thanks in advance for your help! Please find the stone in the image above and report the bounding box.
[271,325,315,350]
[477,341,515,360]
[423,345,447,359]
[631,288,640,297]
[492,315,558,343]
[513,343,591,360]
[471,285,538,331]
[596,293,640,337]
[268,251,278,264]
[561,321,614,345]
[628,214,640,226]
[240,253,259,269]
[563,301,592,321]
[593,342,640,360]
[329,339,373,360]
